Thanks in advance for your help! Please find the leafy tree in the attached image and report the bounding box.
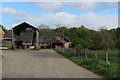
[38,24,50,29]
[55,27,68,37]
[67,27,78,47]
[76,27,93,48]
[115,27,120,49]
[38,24,54,36]
[101,29,115,50]
[91,29,115,50]
[74,43,84,56]
[0,24,8,33]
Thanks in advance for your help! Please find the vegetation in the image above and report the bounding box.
[38,24,119,50]
[54,48,119,79]
[0,24,12,34]
[0,24,8,33]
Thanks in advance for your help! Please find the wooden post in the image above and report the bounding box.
[74,49,76,56]
[106,52,110,65]
[12,29,14,46]
[36,30,39,48]
[85,50,87,59]
[95,53,97,60]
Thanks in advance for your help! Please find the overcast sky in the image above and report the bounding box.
[0,2,118,30]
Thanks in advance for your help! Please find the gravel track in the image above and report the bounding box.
[2,49,102,78]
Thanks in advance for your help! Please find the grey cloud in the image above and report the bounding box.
[13,12,118,30]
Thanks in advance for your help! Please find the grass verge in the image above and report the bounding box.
[54,48,119,79]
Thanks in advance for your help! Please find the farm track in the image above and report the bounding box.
[2,49,102,78]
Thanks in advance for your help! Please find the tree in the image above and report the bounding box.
[91,29,115,50]
[67,27,78,47]
[0,24,8,33]
[55,27,68,37]
[38,24,50,29]
[101,29,115,50]
[76,27,93,48]
[115,27,120,49]
[74,43,84,56]
[38,24,54,36]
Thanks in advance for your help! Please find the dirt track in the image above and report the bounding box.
[2,49,102,78]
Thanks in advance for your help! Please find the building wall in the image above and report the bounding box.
[64,42,71,48]
[0,34,4,41]
[39,41,71,48]
[0,28,4,41]
[22,43,32,49]
[39,43,51,48]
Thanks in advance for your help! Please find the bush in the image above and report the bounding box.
[9,45,17,50]
[54,48,75,57]
[74,43,84,56]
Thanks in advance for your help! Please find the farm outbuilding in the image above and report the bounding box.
[2,34,12,47]
[39,36,71,48]
[12,22,39,49]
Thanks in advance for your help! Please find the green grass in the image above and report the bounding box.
[86,50,119,64]
[54,48,119,79]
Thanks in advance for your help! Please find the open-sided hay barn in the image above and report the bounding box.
[12,22,39,49]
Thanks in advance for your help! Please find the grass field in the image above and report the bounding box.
[54,48,119,79]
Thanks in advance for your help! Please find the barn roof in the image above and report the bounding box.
[12,22,39,34]
[39,36,71,43]
[39,36,57,43]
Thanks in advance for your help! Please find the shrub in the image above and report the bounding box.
[54,48,75,57]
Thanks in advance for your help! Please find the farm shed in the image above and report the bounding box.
[39,36,71,48]
[2,34,12,47]
[12,22,39,49]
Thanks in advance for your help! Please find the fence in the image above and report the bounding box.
[55,47,118,65]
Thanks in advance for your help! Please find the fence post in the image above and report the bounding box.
[85,50,87,59]
[106,52,110,65]
[74,49,76,56]
[95,53,97,60]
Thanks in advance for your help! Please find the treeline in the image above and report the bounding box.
[38,24,120,50]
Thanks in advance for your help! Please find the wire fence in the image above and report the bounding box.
[55,47,118,65]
